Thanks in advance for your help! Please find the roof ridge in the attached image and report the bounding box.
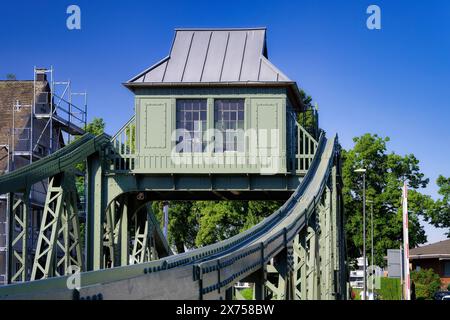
[175,27,267,31]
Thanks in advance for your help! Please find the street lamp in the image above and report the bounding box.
[367,199,374,299]
[354,168,367,300]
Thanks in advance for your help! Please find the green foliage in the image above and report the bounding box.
[379,277,401,300]
[6,73,16,80]
[421,175,450,237]
[342,134,430,267]
[152,200,282,252]
[194,201,247,246]
[84,117,106,136]
[151,201,199,253]
[239,288,253,300]
[194,200,283,247]
[352,288,361,300]
[297,89,318,137]
[74,118,106,193]
[125,123,136,153]
[411,268,441,300]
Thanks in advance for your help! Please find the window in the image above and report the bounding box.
[214,99,244,152]
[444,261,450,277]
[176,99,207,152]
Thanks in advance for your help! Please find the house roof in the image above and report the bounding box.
[126,28,292,85]
[410,239,450,260]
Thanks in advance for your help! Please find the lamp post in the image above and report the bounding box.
[367,199,374,299]
[355,168,367,300]
[163,201,169,239]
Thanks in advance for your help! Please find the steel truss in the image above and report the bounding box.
[228,163,345,301]
[101,192,161,269]
[31,172,82,280]
[7,188,31,282]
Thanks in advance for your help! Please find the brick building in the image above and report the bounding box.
[0,69,85,284]
[410,239,450,289]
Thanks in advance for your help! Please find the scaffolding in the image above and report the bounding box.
[9,67,87,167]
[1,67,87,284]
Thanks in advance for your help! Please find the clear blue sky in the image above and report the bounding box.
[1,0,449,243]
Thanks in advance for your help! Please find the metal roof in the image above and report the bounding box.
[127,28,292,84]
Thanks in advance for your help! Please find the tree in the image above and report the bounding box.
[194,201,248,246]
[420,175,450,237]
[297,89,318,138]
[151,201,199,253]
[342,134,430,267]
[83,117,106,136]
[193,200,283,247]
[153,200,282,251]
[6,73,16,80]
[411,268,441,300]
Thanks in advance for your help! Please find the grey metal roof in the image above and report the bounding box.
[127,28,291,84]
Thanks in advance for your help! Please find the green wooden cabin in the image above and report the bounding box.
[112,28,319,200]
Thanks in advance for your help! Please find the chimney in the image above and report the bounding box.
[35,69,47,82]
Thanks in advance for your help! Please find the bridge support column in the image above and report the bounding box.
[293,227,307,299]
[296,210,320,300]
[130,203,158,264]
[7,187,30,283]
[333,162,347,300]
[31,172,83,280]
[86,152,107,271]
[252,267,266,300]
[317,185,334,299]
[119,196,129,266]
[265,247,294,300]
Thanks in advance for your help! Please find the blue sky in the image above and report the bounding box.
[1,0,449,243]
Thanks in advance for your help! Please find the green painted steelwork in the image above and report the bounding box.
[8,188,30,283]
[0,81,345,300]
[0,132,345,300]
[31,172,82,280]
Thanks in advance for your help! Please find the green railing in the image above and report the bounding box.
[296,122,318,175]
[110,115,136,172]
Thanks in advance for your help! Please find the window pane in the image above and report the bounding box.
[176,99,207,152]
[214,99,245,152]
[445,261,450,277]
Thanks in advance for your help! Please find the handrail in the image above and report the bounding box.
[0,133,111,195]
[296,121,319,174]
[110,115,136,171]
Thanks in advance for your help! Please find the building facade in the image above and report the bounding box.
[410,239,450,289]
